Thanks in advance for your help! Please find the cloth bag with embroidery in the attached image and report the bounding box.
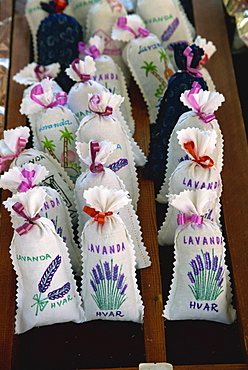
[0,163,81,275]
[142,42,208,184]
[20,78,81,182]
[157,82,225,201]
[158,128,222,246]
[76,90,140,209]
[13,62,62,98]
[112,14,175,125]
[75,140,150,269]
[136,0,194,69]
[163,189,236,324]
[3,187,85,334]
[86,0,130,83]
[1,126,78,228]
[80,186,144,323]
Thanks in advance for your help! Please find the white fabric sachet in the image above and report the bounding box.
[74,140,150,269]
[0,163,81,275]
[76,90,140,209]
[112,14,175,124]
[86,0,130,82]
[136,0,193,69]
[3,187,85,334]
[20,78,81,182]
[157,82,225,202]
[80,185,144,323]
[158,128,222,246]
[163,189,236,325]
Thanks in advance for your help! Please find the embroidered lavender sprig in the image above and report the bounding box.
[48,282,71,300]
[108,158,128,172]
[38,255,61,293]
[187,249,224,301]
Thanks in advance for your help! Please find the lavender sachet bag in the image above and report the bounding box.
[76,90,140,210]
[3,187,85,334]
[163,189,236,324]
[142,42,208,184]
[158,128,222,246]
[112,14,175,125]
[80,186,144,323]
[157,82,225,201]
[75,140,150,269]
[0,163,81,275]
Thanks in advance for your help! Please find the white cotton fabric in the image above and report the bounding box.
[3,187,85,334]
[76,91,140,210]
[0,126,29,158]
[157,89,225,202]
[74,141,150,269]
[163,189,236,324]
[80,186,144,323]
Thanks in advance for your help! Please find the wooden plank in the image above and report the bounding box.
[192,0,248,362]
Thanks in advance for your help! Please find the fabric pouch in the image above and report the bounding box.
[75,140,150,269]
[158,82,225,199]
[136,0,194,69]
[158,128,222,246]
[112,14,174,124]
[76,90,140,209]
[163,189,236,325]
[142,42,208,183]
[3,187,85,334]
[0,163,81,275]
[80,185,144,323]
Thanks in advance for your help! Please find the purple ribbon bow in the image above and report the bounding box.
[187,81,216,123]
[12,202,40,235]
[78,42,101,59]
[71,58,91,82]
[34,65,52,81]
[182,46,202,78]
[0,136,27,173]
[88,94,113,116]
[30,85,67,108]
[117,16,150,38]
[18,169,36,192]
[177,213,203,225]
[89,141,104,173]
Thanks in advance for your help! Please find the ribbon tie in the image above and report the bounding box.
[177,213,203,225]
[187,81,216,123]
[117,17,150,38]
[107,0,123,11]
[78,42,101,59]
[12,202,40,235]
[88,94,113,116]
[31,84,67,108]
[71,58,91,82]
[182,46,202,78]
[83,205,113,224]
[34,65,52,81]
[0,136,27,172]
[183,141,214,168]
[18,169,36,192]
[90,141,104,173]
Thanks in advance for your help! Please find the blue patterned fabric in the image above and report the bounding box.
[142,43,208,186]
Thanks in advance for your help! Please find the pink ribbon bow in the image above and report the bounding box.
[88,94,113,116]
[34,65,52,81]
[182,46,202,78]
[12,202,40,235]
[30,84,67,108]
[117,16,150,38]
[90,141,104,173]
[78,42,101,59]
[71,58,91,82]
[177,213,203,225]
[187,81,216,123]
[0,136,27,173]
[18,169,36,192]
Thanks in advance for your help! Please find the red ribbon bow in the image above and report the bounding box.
[78,42,101,59]
[12,202,40,235]
[183,141,214,168]
[83,205,113,224]
[117,16,150,38]
[187,81,216,123]
[18,169,36,192]
[90,141,104,173]
[177,213,203,225]
[88,94,113,116]
[182,46,202,78]
[71,58,91,82]
[30,84,67,108]
[0,136,27,172]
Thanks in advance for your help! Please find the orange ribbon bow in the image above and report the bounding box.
[83,205,113,224]
[184,141,214,168]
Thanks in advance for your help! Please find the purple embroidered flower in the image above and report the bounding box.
[90,279,98,292]
[120,284,128,295]
[215,266,223,281]
[92,268,100,284]
[104,261,111,280]
[217,277,224,287]
[96,263,104,280]
[38,255,61,293]
[196,254,204,271]
[116,273,125,289]
[187,271,195,284]
[190,259,199,275]
[108,158,128,172]
[48,282,70,300]
[113,264,119,281]
[212,255,218,271]
[204,251,211,270]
